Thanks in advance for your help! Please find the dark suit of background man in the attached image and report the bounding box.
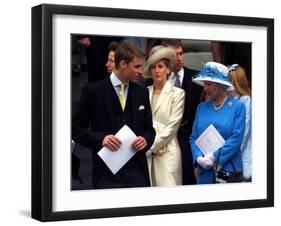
[162,40,202,185]
[72,41,156,189]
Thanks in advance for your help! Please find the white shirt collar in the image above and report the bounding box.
[175,68,184,78]
[169,68,184,85]
[110,72,129,100]
[110,72,122,87]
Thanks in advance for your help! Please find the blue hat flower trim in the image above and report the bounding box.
[195,63,230,83]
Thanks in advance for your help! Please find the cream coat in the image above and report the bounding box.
[147,81,185,186]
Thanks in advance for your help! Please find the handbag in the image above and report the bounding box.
[213,148,243,183]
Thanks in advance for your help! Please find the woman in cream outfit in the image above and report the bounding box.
[143,45,185,186]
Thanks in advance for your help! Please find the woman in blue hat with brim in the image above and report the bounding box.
[190,62,246,184]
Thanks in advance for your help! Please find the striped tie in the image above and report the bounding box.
[174,73,181,87]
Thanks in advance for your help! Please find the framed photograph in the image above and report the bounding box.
[32,4,274,221]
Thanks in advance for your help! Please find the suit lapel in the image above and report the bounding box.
[182,68,190,88]
[103,77,119,131]
[128,82,139,133]
[152,81,173,115]
[148,85,153,103]
[183,67,198,89]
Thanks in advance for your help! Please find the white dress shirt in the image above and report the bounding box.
[169,68,184,87]
[110,72,129,101]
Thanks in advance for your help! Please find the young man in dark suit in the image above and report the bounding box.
[162,39,203,185]
[72,41,155,189]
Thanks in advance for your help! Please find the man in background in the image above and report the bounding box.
[105,41,119,74]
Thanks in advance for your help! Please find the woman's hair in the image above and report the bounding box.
[108,41,119,51]
[152,58,171,68]
[229,66,251,96]
[200,89,211,102]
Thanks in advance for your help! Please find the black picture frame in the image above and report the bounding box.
[32,3,274,222]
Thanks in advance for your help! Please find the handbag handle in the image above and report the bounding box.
[213,148,222,183]
[214,148,222,172]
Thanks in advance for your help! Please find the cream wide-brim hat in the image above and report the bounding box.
[142,45,176,78]
[192,61,234,91]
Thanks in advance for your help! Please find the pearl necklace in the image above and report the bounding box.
[213,96,228,111]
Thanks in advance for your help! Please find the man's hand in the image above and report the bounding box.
[78,37,91,47]
[102,135,122,151]
[131,136,147,151]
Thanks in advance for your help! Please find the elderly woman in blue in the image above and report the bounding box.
[190,62,246,184]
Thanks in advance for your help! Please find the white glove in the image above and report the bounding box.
[206,153,216,164]
[197,156,215,169]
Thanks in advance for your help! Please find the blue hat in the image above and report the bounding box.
[192,62,234,90]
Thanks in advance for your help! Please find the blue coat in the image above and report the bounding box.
[190,96,246,184]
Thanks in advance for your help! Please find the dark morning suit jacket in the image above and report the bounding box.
[178,67,203,185]
[72,77,155,189]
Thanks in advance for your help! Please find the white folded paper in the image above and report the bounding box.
[97,125,137,174]
[195,124,225,155]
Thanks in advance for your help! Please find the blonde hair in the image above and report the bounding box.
[229,66,251,96]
